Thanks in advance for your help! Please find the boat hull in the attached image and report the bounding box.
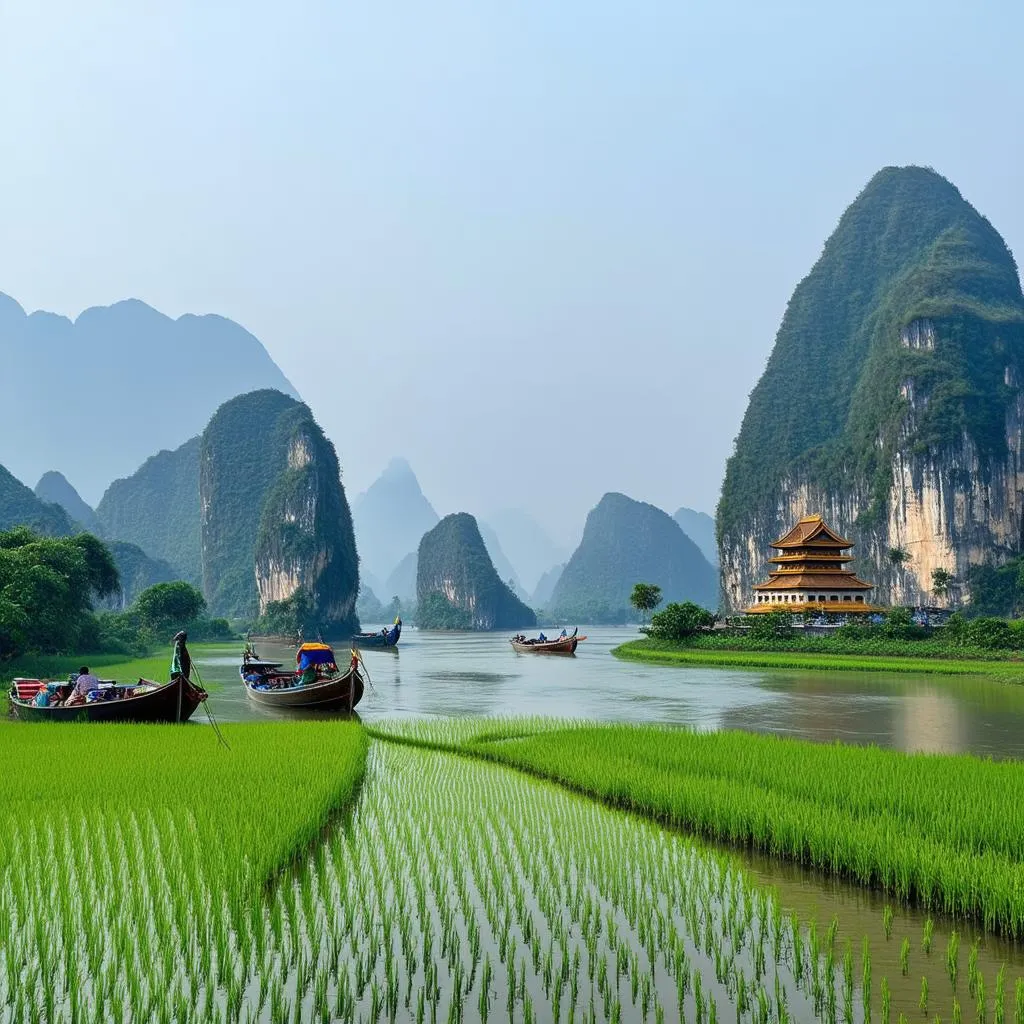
[8,677,206,724]
[243,667,364,711]
[352,622,401,649]
[511,637,579,655]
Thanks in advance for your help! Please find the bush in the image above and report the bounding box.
[965,617,1015,650]
[748,610,794,641]
[643,602,715,642]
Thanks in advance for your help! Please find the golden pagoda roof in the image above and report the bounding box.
[771,514,853,550]
[753,572,874,591]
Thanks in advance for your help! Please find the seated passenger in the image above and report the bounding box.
[299,664,318,686]
[66,667,99,707]
[32,687,50,707]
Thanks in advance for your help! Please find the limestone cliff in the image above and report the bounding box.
[417,513,536,630]
[254,417,359,632]
[200,390,359,631]
[718,167,1024,609]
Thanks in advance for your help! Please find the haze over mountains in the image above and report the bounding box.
[0,293,297,504]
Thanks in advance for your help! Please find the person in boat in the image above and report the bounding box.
[559,629,568,638]
[65,666,100,706]
[538,632,547,643]
[298,663,319,687]
[170,631,192,681]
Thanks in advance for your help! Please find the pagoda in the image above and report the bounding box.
[746,514,877,614]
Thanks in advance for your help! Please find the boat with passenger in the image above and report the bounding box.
[240,640,364,711]
[510,627,585,655]
[352,617,402,650]
[8,633,208,723]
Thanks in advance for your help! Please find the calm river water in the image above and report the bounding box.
[197,625,1024,758]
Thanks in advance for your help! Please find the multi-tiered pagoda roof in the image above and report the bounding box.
[746,514,876,614]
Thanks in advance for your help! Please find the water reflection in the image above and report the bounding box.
[194,627,1024,758]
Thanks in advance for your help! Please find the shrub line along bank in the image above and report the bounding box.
[367,718,1024,939]
[611,639,1022,677]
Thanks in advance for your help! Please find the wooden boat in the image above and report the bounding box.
[8,675,207,723]
[510,627,586,655]
[352,618,402,650]
[241,641,364,711]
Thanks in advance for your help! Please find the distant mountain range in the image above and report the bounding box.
[0,293,297,504]
[673,507,718,568]
[35,472,99,533]
[550,492,718,621]
[483,508,568,594]
[351,458,440,584]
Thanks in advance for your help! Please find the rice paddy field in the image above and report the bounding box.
[4,714,1024,1021]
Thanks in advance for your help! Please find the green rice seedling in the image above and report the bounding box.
[955,997,964,1024]
[950,932,962,989]
[924,919,935,954]
[881,977,891,1024]
[972,943,982,997]
[997,966,1007,1024]
[921,976,929,1014]
[1017,979,1024,1024]
[901,937,911,976]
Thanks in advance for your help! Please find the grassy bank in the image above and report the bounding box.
[612,638,1024,677]
[370,717,1024,938]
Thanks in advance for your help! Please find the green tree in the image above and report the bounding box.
[931,567,954,604]
[644,601,714,642]
[630,583,663,623]
[134,581,206,637]
[888,548,910,567]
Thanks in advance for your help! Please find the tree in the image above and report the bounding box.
[134,581,206,637]
[931,567,954,605]
[630,583,663,623]
[888,548,910,566]
[644,601,713,641]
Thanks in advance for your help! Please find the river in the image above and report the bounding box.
[196,625,1024,758]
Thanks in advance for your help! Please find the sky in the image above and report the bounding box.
[1,0,1022,547]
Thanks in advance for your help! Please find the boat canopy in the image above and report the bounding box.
[296,642,337,669]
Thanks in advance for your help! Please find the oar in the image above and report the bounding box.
[189,663,231,750]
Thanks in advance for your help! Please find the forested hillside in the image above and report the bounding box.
[550,493,718,621]
[417,513,536,630]
[718,166,1024,608]
[96,437,202,584]
[0,464,74,537]
[35,472,99,532]
[201,390,359,633]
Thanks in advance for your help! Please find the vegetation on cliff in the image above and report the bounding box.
[417,513,536,630]
[201,390,359,633]
[719,166,1024,557]
[549,493,718,622]
[96,437,202,584]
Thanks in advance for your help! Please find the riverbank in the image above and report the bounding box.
[611,638,1024,677]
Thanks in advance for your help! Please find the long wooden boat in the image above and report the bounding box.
[8,676,207,723]
[510,628,585,655]
[242,666,364,711]
[241,641,364,711]
[352,619,402,650]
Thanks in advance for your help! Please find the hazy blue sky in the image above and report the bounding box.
[1,1,1021,545]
